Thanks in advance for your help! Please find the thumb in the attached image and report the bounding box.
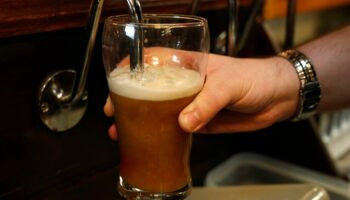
[179,84,231,133]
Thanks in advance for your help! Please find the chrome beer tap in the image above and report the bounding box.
[38,0,143,131]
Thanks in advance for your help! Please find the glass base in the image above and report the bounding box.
[117,176,191,200]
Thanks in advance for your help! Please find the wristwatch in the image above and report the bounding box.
[278,49,321,121]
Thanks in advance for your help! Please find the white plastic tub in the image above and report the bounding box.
[204,153,350,200]
[188,184,329,200]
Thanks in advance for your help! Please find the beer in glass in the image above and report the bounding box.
[102,14,209,199]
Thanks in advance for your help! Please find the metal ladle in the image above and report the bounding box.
[38,0,143,132]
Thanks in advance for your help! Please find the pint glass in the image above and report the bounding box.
[102,14,209,199]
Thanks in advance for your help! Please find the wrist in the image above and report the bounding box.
[278,49,322,121]
[271,56,301,121]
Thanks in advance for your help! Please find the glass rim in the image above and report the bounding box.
[104,14,207,27]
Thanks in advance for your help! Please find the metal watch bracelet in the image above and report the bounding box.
[278,49,321,121]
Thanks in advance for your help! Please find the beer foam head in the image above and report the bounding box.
[107,65,204,101]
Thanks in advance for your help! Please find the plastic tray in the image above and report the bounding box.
[188,184,329,200]
[204,153,349,200]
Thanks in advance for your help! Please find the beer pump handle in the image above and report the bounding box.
[37,0,143,132]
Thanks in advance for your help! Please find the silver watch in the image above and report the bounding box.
[279,49,321,121]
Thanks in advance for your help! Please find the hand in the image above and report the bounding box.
[178,54,299,133]
[103,96,118,140]
[104,53,299,139]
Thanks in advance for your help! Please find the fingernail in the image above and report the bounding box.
[104,96,114,117]
[181,111,201,132]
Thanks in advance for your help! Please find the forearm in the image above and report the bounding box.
[297,25,350,113]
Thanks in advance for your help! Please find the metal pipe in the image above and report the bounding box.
[125,0,144,72]
[284,0,297,50]
[236,0,264,55]
[73,0,143,102]
[73,0,105,103]
[188,0,201,15]
[227,0,238,56]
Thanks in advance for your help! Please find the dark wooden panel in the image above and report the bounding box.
[0,28,118,199]
[0,0,227,38]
